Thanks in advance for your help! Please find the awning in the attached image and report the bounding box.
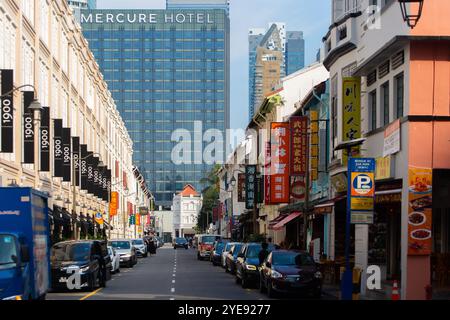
[313,196,346,215]
[268,214,288,226]
[271,212,302,231]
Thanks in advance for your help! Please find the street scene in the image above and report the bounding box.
[1,0,450,303]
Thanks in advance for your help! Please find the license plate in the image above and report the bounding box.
[59,277,67,283]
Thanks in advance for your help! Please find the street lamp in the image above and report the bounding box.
[399,0,424,28]
[334,137,366,301]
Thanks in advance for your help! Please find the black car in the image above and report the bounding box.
[235,243,275,288]
[211,240,228,266]
[224,243,243,274]
[50,240,112,291]
[173,237,188,249]
[259,250,322,298]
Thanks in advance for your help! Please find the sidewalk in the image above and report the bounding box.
[322,282,391,300]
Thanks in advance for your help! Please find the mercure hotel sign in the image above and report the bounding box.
[81,12,215,24]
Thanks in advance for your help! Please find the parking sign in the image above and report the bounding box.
[348,158,375,224]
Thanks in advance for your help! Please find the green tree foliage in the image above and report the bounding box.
[197,164,221,232]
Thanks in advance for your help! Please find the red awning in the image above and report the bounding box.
[268,214,288,226]
[271,212,302,231]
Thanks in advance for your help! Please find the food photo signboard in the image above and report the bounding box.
[407,166,432,255]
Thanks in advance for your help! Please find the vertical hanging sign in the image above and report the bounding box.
[80,145,88,190]
[270,122,290,203]
[40,107,50,171]
[0,69,14,153]
[237,173,246,202]
[342,77,361,164]
[245,165,256,210]
[62,128,71,182]
[87,151,94,194]
[53,119,64,177]
[289,116,307,175]
[72,137,80,186]
[264,142,271,204]
[22,91,35,164]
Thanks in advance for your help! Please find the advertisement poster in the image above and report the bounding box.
[408,167,432,255]
[342,77,361,164]
[383,119,400,157]
[289,116,307,175]
[270,122,290,203]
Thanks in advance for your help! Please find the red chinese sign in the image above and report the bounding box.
[264,142,271,204]
[290,116,308,175]
[238,173,246,202]
[212,206,219,222]
[270,122,290,203]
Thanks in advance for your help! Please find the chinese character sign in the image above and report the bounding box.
[309,111,319,181]
[289,117,307,176]
[270,122,290,203]
[245,165,257,209]
[342,77,361,164]
[237,173,246,202]
[110,191,118,217]
[264,142,271,204]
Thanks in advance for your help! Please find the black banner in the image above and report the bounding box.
[40,107,50,171]
[80,144,88,190]
[245,165,257,209]
[53,119,63,177]
[22,91,34,164]
[87,151,94,194]
[1,69,14,153]
[97,165,104,199]
[72,137,80,186]
[106,169,111,202]
[62,128,71,182]
[92,156,99,198]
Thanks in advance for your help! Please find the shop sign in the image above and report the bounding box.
[245,165,256,209]
[139,206,149,216]
[289,116,307,175]
[349,158,375,224]
[264,142,271,204]
[290,177,306,201]
[237,173,246,202]
[331,173,347,193]
[407,167,432,255]
[375,156,392,180]
[342,77,361,165]
[270,122,290,203]
[383,119,400,157]
[375,192,401,204]
[310,111,319,181]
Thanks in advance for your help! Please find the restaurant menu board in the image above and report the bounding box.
[407,167,432,255]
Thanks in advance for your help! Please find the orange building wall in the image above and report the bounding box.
[411,0,450,37]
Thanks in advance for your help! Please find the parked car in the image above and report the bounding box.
[211,240,228,266]
[173,237,188,249]
[197,234,220,260]
[235,242,276,288]
[132,238,148,258]
[108,246,120,274]
[259,250,322,298]
[221,242,235,268]
[225,243,243,274]
[50,240,112,291]
[108,239,137,268]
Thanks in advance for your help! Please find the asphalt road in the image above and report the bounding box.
[47,244,270,300]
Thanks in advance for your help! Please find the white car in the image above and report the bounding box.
[108,245,120,274]
[221,242,234,268]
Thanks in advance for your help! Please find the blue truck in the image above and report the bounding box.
[0,187,51,300]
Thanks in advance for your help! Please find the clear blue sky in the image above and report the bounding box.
[97,0,332,131]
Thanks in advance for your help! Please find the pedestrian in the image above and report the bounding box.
[148,237,156,256]
[258,242,270,265]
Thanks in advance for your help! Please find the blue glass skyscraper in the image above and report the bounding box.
[80,7,230,206]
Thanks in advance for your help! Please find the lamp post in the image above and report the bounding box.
[398,0,424,28]
[334,137,366,301]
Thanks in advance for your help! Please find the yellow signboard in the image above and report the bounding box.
[376,156,391,180]
[351,197,374,210]
[342,77,361,165]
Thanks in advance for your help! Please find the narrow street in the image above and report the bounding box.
[47,245,270,300]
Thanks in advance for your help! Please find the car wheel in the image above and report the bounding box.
[197,253,201,260]
[235,275,241,284]
[267,281,277,299]
[259,277,266,293]
[144,253,148,257]
[241,275,248,289]
[312,289,322,299]
[88,274,96,291]
[225,264,229,273]
[128,260,133,268]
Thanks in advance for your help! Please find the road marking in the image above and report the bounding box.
[171,288,175,293]
[172,273,176,277]
[79,288,102,301]
[170,298,175,300]
[172,279,176,284]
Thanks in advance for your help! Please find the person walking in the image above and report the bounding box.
[148,237,157,256]
[258,242,270,265]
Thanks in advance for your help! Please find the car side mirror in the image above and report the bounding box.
[20,244,30,263]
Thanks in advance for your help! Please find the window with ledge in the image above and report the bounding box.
[369,90,377,131]
[395,73,404,119]
[381,81,390,126]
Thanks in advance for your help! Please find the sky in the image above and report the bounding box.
[97,0,332,131]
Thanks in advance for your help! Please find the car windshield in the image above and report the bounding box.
[232,244,242,256]
[0,235,18,269]
[132,240,144,245]
[109,241,131,249]
[108,247,113,255]
[51,243,91,262]
[225,243,232,251]
[201,236,216,244]
[246,245,262,258]
[215,242,225,252]
[176,238,187,243]
[272,252,315,266]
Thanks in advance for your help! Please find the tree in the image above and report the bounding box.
[197,164,221,233]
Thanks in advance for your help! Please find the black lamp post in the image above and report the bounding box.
[399,0,424,28]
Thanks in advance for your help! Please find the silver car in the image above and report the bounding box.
[222,242,235,268]
[108,239,137,268]
[132,239,148,258]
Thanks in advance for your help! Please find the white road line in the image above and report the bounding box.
[170,298,175,300]
[171,288,175,293]
[172,273,176,277]
[172,279,176,283]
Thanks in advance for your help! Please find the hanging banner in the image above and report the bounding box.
[349,158,375,224]
[310,111,319,181]
[92,157,100,197]
[1,69,14,153]
[245,165,256,209]
[264,142,271,204]
[212,206,218,222]
[87,152,94,194]
[97,166,105,200]
[383,119,400,157]
[102,168,108,201]
[290,116,308,176]
[407,167,432,256]
[40,107,50,171]
[62,128,71,182]
[237,173,246,202]
[72,137,80,186]
[270,122,290,203]
[80,145,88,190]
[342,77,361,165]
[22,91,35,164]
[106,169,112,202]
[110,191,118,217]
[53,119,64,178]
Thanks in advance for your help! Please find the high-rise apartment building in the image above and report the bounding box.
[248,24,305,120]
[79,5,230,206]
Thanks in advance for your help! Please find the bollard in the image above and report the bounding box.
[352,267,361,300]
